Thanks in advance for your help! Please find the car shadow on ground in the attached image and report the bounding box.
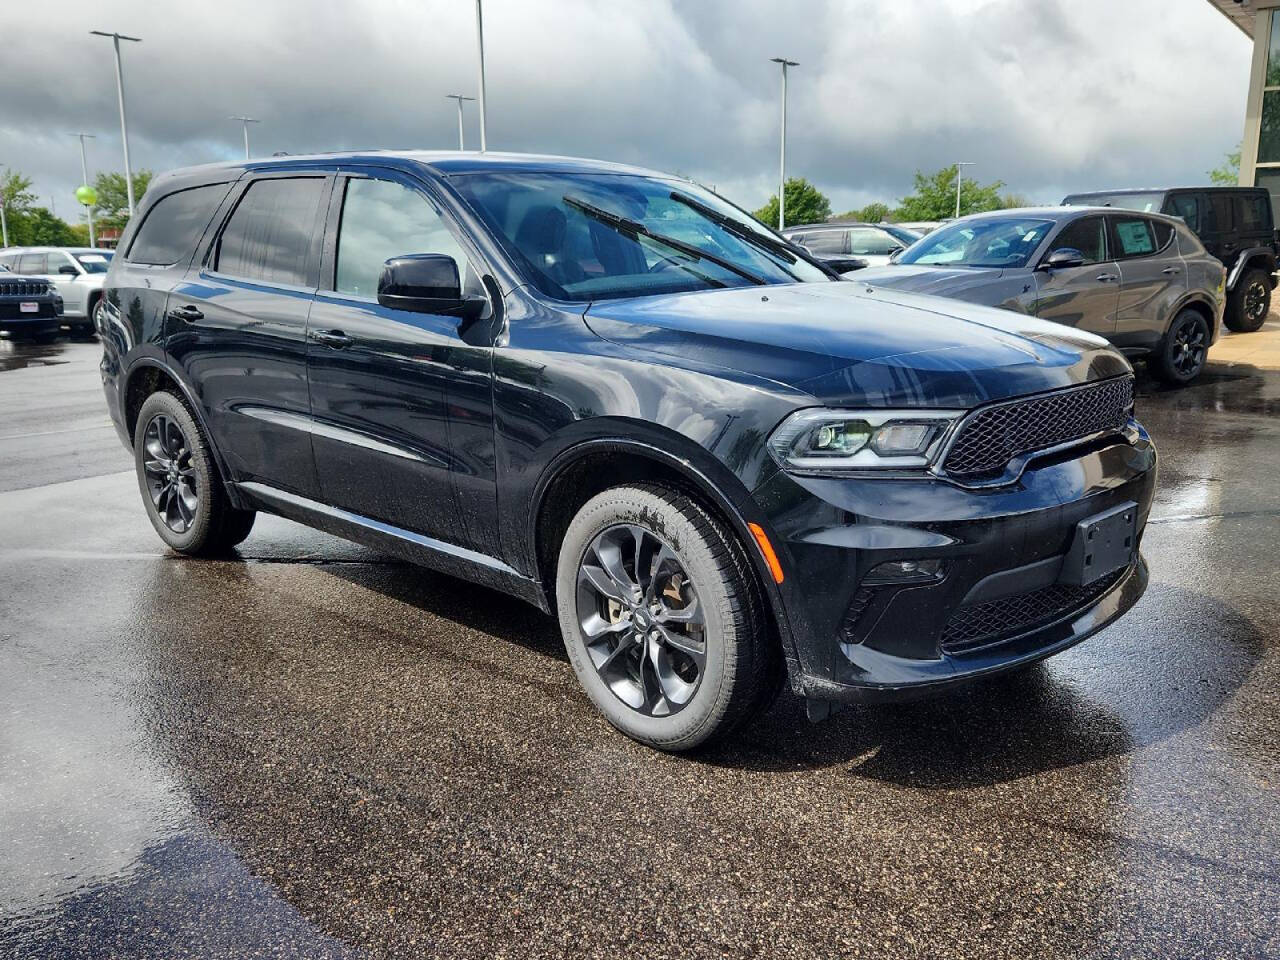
[309,558,1264,790]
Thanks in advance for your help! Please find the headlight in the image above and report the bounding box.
[767,408,962,473]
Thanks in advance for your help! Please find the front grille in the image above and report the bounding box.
[942,377,1133,479]
[0,280,50,297]
[941,567,1128,654]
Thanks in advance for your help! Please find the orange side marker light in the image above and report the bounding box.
[748,522,785,584]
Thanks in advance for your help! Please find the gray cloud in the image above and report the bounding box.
[1,0,1251,223]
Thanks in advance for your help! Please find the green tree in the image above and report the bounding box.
[1209,144,1241,186]
[6,207,77,246]
[1000,192,1030,209]
[836,201,893,223]
[92,169,153,230]
[753,177,832,228]
[1,169,36,215]
[895,166,1006,220]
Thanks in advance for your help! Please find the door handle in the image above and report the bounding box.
[310,329,353,348]
[1095,273,1119,283]
[1162,267,1182,275]
[167,304,204,324]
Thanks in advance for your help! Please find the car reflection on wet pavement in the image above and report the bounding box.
[1,338,1277,959]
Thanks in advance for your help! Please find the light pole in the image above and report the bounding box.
[475,0,488,153]
[73,133,97,246]
[90,30,141,218]
[954,161,974,219]
[230,116,261,160]
[770,57,798,229]
[445,95,475,150]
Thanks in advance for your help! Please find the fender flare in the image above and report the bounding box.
[527,435,799,665]
[1226,248,1277,291]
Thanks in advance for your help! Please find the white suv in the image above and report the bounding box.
[0,247,114,337]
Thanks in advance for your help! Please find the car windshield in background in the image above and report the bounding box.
[896,217,1054,268]
[881,225,922,247]
[450,172,829,301]
[74,252,113,273]
[1063,192,1165,212]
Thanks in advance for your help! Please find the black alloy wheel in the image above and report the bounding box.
[1156,309,1209,385]
[142,413,199,533]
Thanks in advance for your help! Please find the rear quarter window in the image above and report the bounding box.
[1238,194,1270,233]
[127,183,232,266]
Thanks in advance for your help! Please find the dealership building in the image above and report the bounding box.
[1217,0,1280,202]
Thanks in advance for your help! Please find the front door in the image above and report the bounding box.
[167,172,330,498]
[306,170,498,552]
[1031,214,1119,337]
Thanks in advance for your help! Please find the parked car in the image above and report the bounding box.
[1062,187,1275,333]
[0,246,113,337]
[101,153,1156,750]
[782,221,918,271]
[857,207,1226,384]
[0,261,63,341]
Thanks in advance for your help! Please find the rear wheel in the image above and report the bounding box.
[133,391,256,555]
[555,483,776,751]
[1225,268,1271,333]
[1155,308,1210,385]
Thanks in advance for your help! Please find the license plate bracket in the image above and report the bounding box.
[1061,501,1137,586]
[19,301,38,313]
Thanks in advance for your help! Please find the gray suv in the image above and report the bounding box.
[857,207,1227,384]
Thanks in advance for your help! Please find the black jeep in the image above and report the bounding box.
[1063,186,1277,333]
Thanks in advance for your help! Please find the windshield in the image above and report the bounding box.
[74,252,113,273]
[897,217,1053,268]
[881,225,921,247]
[1062,192,1165,213]
[450,172,829,301]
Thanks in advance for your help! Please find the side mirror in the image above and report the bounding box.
[1040,247,1086,271]
[377,254,485,318]
[59,264,80,276]
[887,246,904,262]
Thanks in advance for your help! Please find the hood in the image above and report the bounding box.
[583,281,1129,409]
[855,264,1009,298]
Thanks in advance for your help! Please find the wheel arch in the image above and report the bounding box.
[1165,291,1218,340]
[1226,249,1277,291]
[529,435,798,668]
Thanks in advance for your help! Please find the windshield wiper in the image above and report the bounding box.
[563,195,765,286]
[666,190,803,265]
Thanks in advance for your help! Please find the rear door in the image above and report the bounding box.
[1030,214,1119,337]
[167,171,331,498]
[306,167,498,552]
[1110,214,1187,352]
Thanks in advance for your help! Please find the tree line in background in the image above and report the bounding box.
[0,168,152,247]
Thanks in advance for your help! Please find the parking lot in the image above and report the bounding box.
[1,327,1277,958]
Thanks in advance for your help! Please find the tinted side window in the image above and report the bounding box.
[1167,194,1200,232]
[334,178,469,297]
[1110,216,1156,259]
[128,183,230,266]
[1151,220,1174,250]
[17,254,47,274]
[802,230,847,255]
[1205,195,1234,234]
[1238,194,1269,232]
[1050,216,1107,264]
[215,177,325,286]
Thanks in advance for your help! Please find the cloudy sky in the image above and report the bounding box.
[1,0,1252,223]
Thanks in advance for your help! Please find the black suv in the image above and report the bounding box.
[0,264,63,341]
[1063,186,1276,333]
[100,153,1156,750]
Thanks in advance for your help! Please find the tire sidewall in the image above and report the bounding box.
[1227,269,1270,333]
[133,392,218,552]
[555,487,736,749]
[1161,310,1209,384]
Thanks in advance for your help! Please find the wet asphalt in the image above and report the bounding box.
[0,338,1277,959]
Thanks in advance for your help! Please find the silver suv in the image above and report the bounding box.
[0,247,114,337]
[856,207,1227,384]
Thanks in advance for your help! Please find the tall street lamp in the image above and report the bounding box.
[230,116,261,160]
[90,30,141,218]
[475,0,488,153]
[445,95,475,150]
[72,133,98,246]
[954,161,975,219]
[770,57,798,229]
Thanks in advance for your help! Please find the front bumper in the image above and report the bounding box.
[753,421,1157,702]
[0,301,62,335]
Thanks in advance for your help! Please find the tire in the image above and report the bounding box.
[555,483,776,751]
[1225,268,1271,333]
[133,391,256,555]
[1155,308,1210,385]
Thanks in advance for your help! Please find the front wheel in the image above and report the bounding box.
[1225,268,1271,333]
[1155,308,1210,385]
[555,484,776,751]
[133,391,256,555]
